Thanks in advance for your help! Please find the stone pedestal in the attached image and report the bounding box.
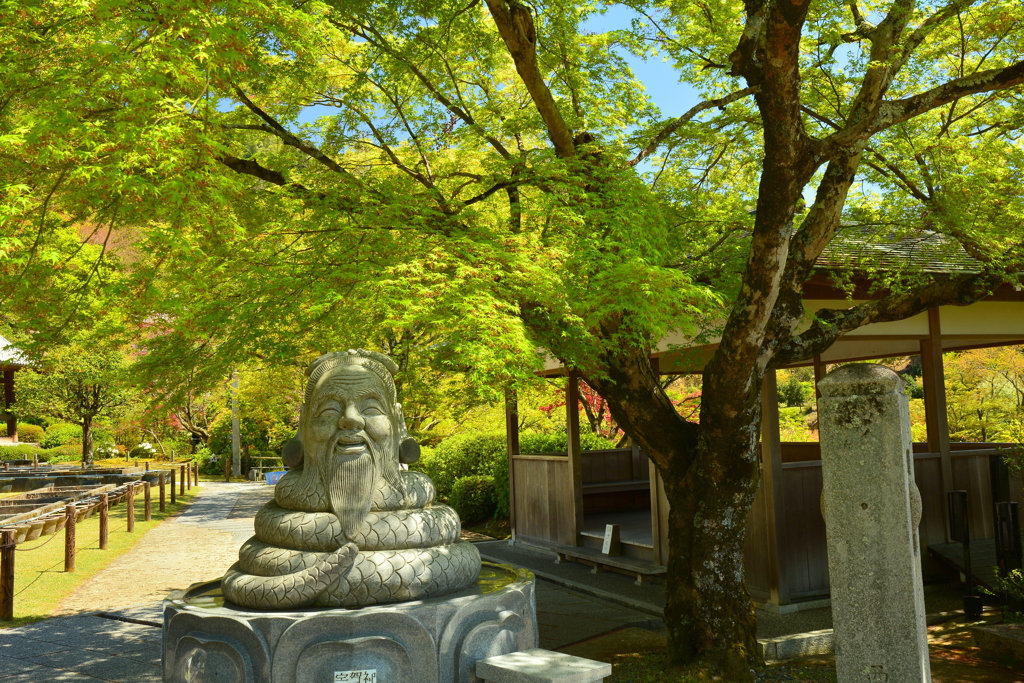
[162,562,536,683]
[818,364,930,683]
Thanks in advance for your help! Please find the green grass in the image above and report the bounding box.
[1,487,199,628]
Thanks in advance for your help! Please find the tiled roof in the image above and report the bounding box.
[816,229,982,274]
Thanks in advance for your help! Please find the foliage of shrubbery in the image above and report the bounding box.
[94,444,121,459]
[0,444,80,462]
[129,442,158,459]
[450,475,497,523]
[40,423,82,449]
[192,447,224,475]
[0,444,46,460]
[411,430,615,519]
[0,423,46,442]
[44,445,82,463]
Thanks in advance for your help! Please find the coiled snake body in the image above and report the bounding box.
[222,470,481,609]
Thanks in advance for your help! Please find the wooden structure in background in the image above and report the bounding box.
[506,277,1024,608]
[0,336,27,443]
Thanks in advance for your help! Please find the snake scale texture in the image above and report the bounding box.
[222,470,480,609]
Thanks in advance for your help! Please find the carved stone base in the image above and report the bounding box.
[162,562,536,683]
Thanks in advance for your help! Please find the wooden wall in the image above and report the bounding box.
[511,455,576,546]
[581,448,649,484]
[780,462,831,599]
[744,473,772,602]
[512,442,1018,604]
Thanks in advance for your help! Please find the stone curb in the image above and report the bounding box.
[972,623,1024,663]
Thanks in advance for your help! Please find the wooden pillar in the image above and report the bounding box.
[180,465,185,495]
[0,529,14,620]
[170,469,176,505]
[920,307,954,541]
[143,481,152,522]
[566,372,585,547]
[812,356,827,400]
[2,369,15,443]
[504,390,520,543]
[921,309,953,482]
[127,484,136,533]
[159,472,166,512]
[761,370,790,606]
[99,494,109,550]
[64,504,76,572]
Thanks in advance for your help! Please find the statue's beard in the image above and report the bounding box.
[322,433,393,540]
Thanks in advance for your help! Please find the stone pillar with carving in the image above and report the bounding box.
[818,364,930,683]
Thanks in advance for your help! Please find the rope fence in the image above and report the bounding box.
[0,461,199,620]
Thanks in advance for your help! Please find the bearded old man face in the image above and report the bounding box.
[304,362,402,538]
[308,364,394,465]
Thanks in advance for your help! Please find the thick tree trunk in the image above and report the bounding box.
[81,416,94,467]
[662,370,763,679]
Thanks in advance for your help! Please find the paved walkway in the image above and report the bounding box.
[0,482,660,681]
[53,483,264,616]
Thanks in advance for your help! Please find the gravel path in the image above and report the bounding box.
[53,482,273,616]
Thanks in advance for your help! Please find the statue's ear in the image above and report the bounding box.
[282,437,304,468]
[399,437,420,464]
[393,401,419,464]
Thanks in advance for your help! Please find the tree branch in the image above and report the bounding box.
[875,61,1024,132]
[771,272,1009,367]
[231,87,356,180]
[484,0,576,158]
[628,87,757,167]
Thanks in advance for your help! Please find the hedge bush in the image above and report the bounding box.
[40,423,82,449]
[411,430,615,520]
[0,423,45,442]
[0,443,81,462]
[0,444,45,460]
[45,445,82,463]
[450,475,497,524]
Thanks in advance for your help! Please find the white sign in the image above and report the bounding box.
[334,671,377,683]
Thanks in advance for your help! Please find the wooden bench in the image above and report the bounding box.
[552,543,666,586]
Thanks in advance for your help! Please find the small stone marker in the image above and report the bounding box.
[601,524,621,556]
[477,648,611,683]
[818,364,930,683]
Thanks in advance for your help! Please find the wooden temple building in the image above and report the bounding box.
[504,267,1024,610]
[0,335,26,443]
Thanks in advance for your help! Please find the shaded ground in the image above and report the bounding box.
[555,612,1024,683]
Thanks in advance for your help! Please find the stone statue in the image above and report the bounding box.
[223,349,481,609]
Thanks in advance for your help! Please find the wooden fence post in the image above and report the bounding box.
[144,481,152,522]
[127,485,136,533]
[180,466,185,496]
[194,462,199,487]
[99,494,109,550]
[1,529,14,620]
[145,461,150,472]
[64,504,76,572]
[159,472,166,512]
[170,469,176,505]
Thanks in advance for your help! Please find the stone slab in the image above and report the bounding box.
[972,622,1024,662]
[476,648,611,683]
[757,628,834,662]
